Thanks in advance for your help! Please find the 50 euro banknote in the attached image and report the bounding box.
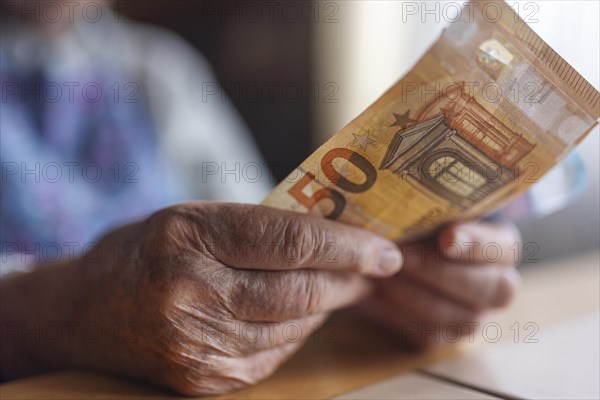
[262,0,599,241]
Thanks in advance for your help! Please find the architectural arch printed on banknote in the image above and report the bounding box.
[263,0,599,241]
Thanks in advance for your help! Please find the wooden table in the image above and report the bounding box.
[2,251,598,399]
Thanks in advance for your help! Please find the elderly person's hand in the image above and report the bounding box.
[0,202,403,395]
[358,220,521,348]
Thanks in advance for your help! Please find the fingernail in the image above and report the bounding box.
[377,248,403,275]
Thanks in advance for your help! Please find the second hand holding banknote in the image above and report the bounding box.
[263,0,599,241]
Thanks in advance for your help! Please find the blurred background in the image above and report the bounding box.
[121,0,598,262]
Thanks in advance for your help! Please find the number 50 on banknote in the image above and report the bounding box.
[263,0,599,241]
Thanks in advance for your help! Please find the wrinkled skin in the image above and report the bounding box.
[2,202,402,395]
[1,202,520,396]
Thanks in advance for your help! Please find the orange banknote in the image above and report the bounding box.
[263,0,599,241]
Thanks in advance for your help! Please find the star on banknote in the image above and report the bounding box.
[262,0,599,241]
[352,131,376,151]
[390,110,414,128]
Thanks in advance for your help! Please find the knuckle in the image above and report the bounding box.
[140,206,217,283]
[227,271,322,321]
[143,206,195,255]
[147,205,188,232]
[227,271,267,320]
[250,271,327,319]
[281,219,318,266]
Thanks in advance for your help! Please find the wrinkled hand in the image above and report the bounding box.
[64,202,403,395]
[359,220,521,348]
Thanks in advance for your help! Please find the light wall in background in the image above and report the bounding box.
[312,1,444,142]
[312,0,599,259]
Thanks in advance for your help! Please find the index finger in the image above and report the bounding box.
[201,203,403,277]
